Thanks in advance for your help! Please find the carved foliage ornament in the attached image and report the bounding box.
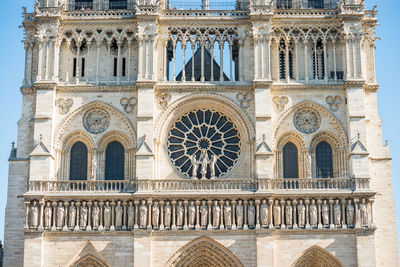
[83,109,110,134]
[56,98,74,115]
[273,96,289,111]
[120,97,137,113]
[293,108,321,134]
[156,92,172,109]
[326,96,342,112]
[167,109,241,179]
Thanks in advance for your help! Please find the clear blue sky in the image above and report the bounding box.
[0,0,398,253]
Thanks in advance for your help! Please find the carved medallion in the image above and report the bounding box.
[326,96,342,112]
[236,92,253,109]
[273,96,289,112]
[156,92,172,109]
[167,109,241,179]
[56,98,74,115]
[293,108,321,134]
[83,109,110,134]
[120,97,137,113]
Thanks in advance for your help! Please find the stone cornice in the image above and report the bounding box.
[363,83,379,91]
[56,84,137,92]
[271,83,344,91]
[155,83,253,92]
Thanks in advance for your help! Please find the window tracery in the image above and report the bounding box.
[167,109,241,179]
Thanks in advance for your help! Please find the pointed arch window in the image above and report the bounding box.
[316,141,333,178]
[279,39,295,81]
[105,141,125,180]
[312,40,325,80]
[70,141,88,180]
[283,142,299,178]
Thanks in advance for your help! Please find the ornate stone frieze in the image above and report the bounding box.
[293,108,321,134]
[273,96,289,112]
[120,97,137,113]
[326,96,342,111]
[56,98,74,115]
[83,108,110,134]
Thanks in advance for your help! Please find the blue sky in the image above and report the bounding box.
[0,0,398,255]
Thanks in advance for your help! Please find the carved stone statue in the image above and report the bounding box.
[200,201,208,227]
[191,154,199,179]
[200,151,209,179]
[306,152,312,178]
[224,201,232,228]
[30,200,39,228]
[321,200,330,226]
[115,201,123,229]
[333,199,341,226]
[273,200,281,227]
[309,199,318,227]
[91,153,97,180]
[298,199,306,227]
[236,200,244,228]
[152,202,160,228]
[210,155,218,179]
[260,200,268,226]
[212,201,220,228]
[104,201,112,228]
[285,200,293,226]
[92,202,100,229]
[56,201,65,228]
[360,199,368,226]
[346,200,355,227]
[188,201,196,227]
[164,202,172,228]
[68,201,76,228]
[176,201,184,227]
[139,200,148,228]
[127,202,135,229]
[247,201,255,227]
[44,201,52,229]
[80,201,88,228]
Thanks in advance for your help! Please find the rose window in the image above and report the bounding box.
[167,109,241,179]
[293,108,321,134]
[83,108,110,134]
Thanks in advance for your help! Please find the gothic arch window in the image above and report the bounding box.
[279,39,295,81]
[70,141,88,180]
[74,0,93,10]
[312,39,325,80]
[316,141,333,178]
[283,142,299,178]
[105,141,125,180]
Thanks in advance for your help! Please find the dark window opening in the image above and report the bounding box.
[113,58,118,77]
[312,40,325,80]
[105,141,125,180]
[73,58,77,77]
[81,58,85,77]
[109,0,128,9]
[283,142,299,178]
[316,141,333,178]
[75,0,93,10]
[70,141,88,180]
[308,0,324,8]
[122,58,126,77]
[277,0,292,9]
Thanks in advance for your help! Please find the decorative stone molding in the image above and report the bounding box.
[326,96,342,112]
[290,245,344,267]
[83,108,110,134]
[56,98,74,115]
[293,108,321,134]
[236,92,253,109]
[273,96,289,112]
[120,97,137,113]
[156,92,172,109]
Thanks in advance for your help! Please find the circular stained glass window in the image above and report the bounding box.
[167,109,241,179]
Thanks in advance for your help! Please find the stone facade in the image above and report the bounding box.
[3,0,398,266]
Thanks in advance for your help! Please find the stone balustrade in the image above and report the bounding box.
[24,196,375,232]
[161,10,249,19]
[27,178,370,193]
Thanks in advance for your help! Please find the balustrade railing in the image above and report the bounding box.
[28,177,370,193]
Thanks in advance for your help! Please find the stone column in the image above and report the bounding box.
[122,201,127,230]
[98,201,104,231]
[195,200,200,230]
[292,199,298,229]
[183,200,188,230]
[36,38,44,81]
[171,200,177,230]
[243,200,248,230]
[341,198,347,229]
[147,199,152,230]
[160,200,165,230]
[51,201,57,231]
[87,201,92,231]
[219,200,225,230]
[305,199,310,229]
[24,201,30,229]
[231,200,237,230]
[329,199,335,229]
[53,39,61,82]
[110,201,115,231]
[317,199,322,229]
[63,201,69,231]
[280,200,286,229]
[268,199,274,229]
[255,199,260,229]
[354,198,361,228]
[207,200,212,230]
[38,200,45,231]
[134,200,139,229]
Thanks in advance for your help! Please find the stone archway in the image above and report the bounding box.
[291,245,344,267]
[166,236,244,267]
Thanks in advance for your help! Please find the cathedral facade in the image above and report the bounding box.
[3,0,398,266]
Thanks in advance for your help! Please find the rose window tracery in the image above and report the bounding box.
[83,108,110,134]
[293,108,321,134]
[167,109,241,179]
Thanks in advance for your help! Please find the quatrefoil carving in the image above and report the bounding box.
[326,96,342,112]
[120,97,137,113]
[236,92,253,109]
[273,96,289,112]
[56,98,74,115]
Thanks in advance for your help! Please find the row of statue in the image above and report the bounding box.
[26,198,372,231]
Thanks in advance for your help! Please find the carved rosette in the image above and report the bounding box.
[83,108,110,134]
[56,98,74,115]
[293,108,321,134]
